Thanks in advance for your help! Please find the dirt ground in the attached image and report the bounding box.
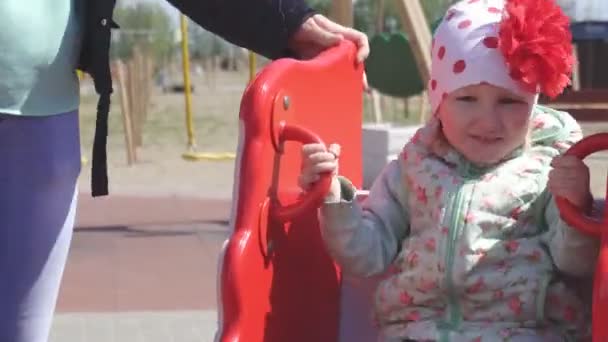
[77,70,246,199]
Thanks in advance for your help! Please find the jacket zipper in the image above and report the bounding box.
[440,182,470,341]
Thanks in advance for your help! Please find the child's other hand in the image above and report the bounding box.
[549,155,593,210]
[299,143,341,200]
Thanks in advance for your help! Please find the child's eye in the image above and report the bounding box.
[456,96,476,102]
[499,97,524,105]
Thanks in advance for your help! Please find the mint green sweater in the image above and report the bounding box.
[0,0,82,116]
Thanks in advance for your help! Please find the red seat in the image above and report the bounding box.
[216,41,364,342]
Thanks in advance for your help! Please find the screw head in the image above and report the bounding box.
[283,96,290,110]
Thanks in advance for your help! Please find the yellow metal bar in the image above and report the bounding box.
[77,70,88,166]
[182,151,236,161]
[249,51,256,81]
[180,14,196,148]
[179,14,236,161]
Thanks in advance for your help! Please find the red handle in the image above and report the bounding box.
[272,122,332,222]
[555,133,608,342]
[555,133,608,236]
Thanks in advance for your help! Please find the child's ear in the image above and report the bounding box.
[424,116,450,158]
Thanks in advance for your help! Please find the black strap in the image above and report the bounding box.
[91,92,110,197]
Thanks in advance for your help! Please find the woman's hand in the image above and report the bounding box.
[288,14,369,63]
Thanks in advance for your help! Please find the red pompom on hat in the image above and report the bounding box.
[498,0,575,98]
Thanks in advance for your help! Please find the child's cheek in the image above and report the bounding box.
[506,110,532,136]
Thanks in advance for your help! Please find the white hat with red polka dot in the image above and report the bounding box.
[429,0,576,117]
[429,0,526,115]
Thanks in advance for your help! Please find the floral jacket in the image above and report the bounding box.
[320,105,599,341]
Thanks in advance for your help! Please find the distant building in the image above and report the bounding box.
[558,0,608,23]
[557,0,608,89]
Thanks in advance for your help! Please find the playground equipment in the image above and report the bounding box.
[555,134,608,340]
[216,40,364,341]
[215,40,607,341]
[179,14,257,162]
[77,70,89,167]
[180,14,236,161]
[365,19,440,99]
[363,0,435,126]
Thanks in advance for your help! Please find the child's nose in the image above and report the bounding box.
[478,110,504,133]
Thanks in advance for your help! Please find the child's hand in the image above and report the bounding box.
[299,143,341,201]
[549,155,593,210]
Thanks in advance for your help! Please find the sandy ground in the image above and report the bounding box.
[77,70,246,199]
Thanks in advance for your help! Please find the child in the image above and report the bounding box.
[299,0,599,341]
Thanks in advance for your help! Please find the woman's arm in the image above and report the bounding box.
[166,0,315,59]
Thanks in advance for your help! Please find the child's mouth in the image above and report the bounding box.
[470,135,503,144]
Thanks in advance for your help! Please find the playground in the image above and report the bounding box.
[48,49,608,342]
[44,0,608,341]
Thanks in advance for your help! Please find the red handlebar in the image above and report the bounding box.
[272,122,332,222]
[554,133,608,341]
[555,133,608,235]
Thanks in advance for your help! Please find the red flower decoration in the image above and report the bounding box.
[498,0,575,98]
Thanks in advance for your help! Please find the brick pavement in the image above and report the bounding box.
[50,195,231,341]
[50,311,217,342]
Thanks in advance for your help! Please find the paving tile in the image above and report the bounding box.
[50,311,217,342]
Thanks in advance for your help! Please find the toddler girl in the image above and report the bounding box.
[299,0,599,340]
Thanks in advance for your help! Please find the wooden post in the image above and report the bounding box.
[129,46,144,147]
[126,60,138,148]
[572,43,581,91]
[368,0,386,124]
[141,51,151,122]
[371,90,383,123]
[375,0,386,33]
[135,47,146,145]
[418,91,428,124]
[395,0,432,81]
[394,0,432,84]
[114,60,137,165]
[330,0,353,27]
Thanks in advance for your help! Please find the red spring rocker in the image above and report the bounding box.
[216,40,367,342]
